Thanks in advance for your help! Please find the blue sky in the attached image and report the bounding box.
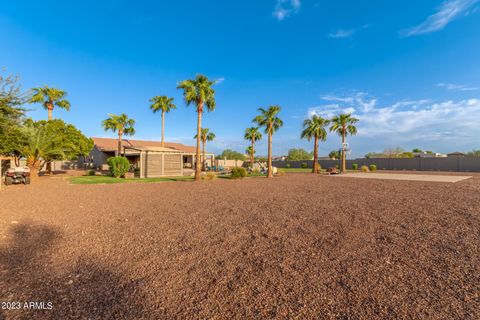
[1,0,479,157]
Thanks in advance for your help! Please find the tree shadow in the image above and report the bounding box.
[0,223,155,319]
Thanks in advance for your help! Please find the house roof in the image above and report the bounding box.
[92,137,199,154]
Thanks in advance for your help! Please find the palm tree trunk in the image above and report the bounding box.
[195,106,203,181]
[341,129,346,173]
[47,100,54,121]
[313,135,319,174]
[117,133,122,156]
[161,110,165,148]
[251,139,255,170]
[202,140,206,171]
[47,107,53,121]
[27,157,41,181]
[267,128,273,178]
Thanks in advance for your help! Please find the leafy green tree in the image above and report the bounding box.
[329,150,341,160]
[149,95,176,147]
[244,127,262,169]
[253,106,283,178]
[29,86,71,120]
[177,74,216,181]
[412,148,423,153]
[301,115,329,173]
[218,149,245,161]
[21,120,93,179]
[330,113,359,172]
[0,71,27,163]
[102,114,135,156]
[194,128,215,170]
[287,148,312,161]
[466,150,480,157]
[245,146,254,158]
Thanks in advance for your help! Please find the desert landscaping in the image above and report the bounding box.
[1,172,479,319]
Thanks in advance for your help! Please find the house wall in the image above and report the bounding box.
[215,159,244,168]
[144,152,183,177]
[273,157,480,172]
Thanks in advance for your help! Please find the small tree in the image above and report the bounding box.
[107,156,130,178]
[287,148,312,161]
[218,149,245,161]
[194,128,215,170]
[102,114,135,156]
[244,127,262,169]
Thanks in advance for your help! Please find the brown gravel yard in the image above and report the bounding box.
[1,173,479,319]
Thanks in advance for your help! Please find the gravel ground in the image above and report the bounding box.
[0,173,479,319]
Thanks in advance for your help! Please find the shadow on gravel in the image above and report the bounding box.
[0,223,154,320]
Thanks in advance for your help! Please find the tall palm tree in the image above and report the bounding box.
[301,115,329,174]
[30,86,71,121]
[102,114,136,156]
[330,113,359,172]
[194,128,215,170]
[244,127,262,169]
[253,106,283,178]
[177,74,216,181]
[149,96,176,147]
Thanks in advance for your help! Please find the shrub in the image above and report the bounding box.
[203,172,217,181]
[300,162,308,169]
[335,164,340,169]
[352,163,359,170]
[361,165,370,172]
[106,156,130,178]
[276,169,285,176]
[86,169,96,176]
[231,167,247,179]
[369,164,377,172]
[285,163,291,168]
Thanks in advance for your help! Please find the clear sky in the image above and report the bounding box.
[1,0,479,157]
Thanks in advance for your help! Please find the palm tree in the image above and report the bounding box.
[21,123,66,180]
[30,86,71,121]
[301,115,329,173]
[253,106,283,178]
[194,128,215,170]
[149,96,176,147]
[177,74,216,181]
[330,113,359,172]
[102,114,136,156]
[244,127,262,169]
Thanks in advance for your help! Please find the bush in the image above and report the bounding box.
[285,163,291,168]
[335,164,340,169]
[352,163,359,170]
[276,169,285,176]
[361,165,370,172]
[86,169,96,176]
[107,156,130,178]
[231,167,247,179]
[300,162,308,169]
[203,172,217,181]
[369,164,377,172]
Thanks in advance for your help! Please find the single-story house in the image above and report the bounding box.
[82,137,215,178]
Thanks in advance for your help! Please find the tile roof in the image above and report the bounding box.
[92,137,199,153]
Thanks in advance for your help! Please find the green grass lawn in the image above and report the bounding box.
[282,168,313,173]
[69,175,193,185]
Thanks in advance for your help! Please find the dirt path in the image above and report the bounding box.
[1,173,479,319]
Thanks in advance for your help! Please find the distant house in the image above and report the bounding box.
[412,152,447,158]
[82,137,214,177]
[447,152,465,157]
